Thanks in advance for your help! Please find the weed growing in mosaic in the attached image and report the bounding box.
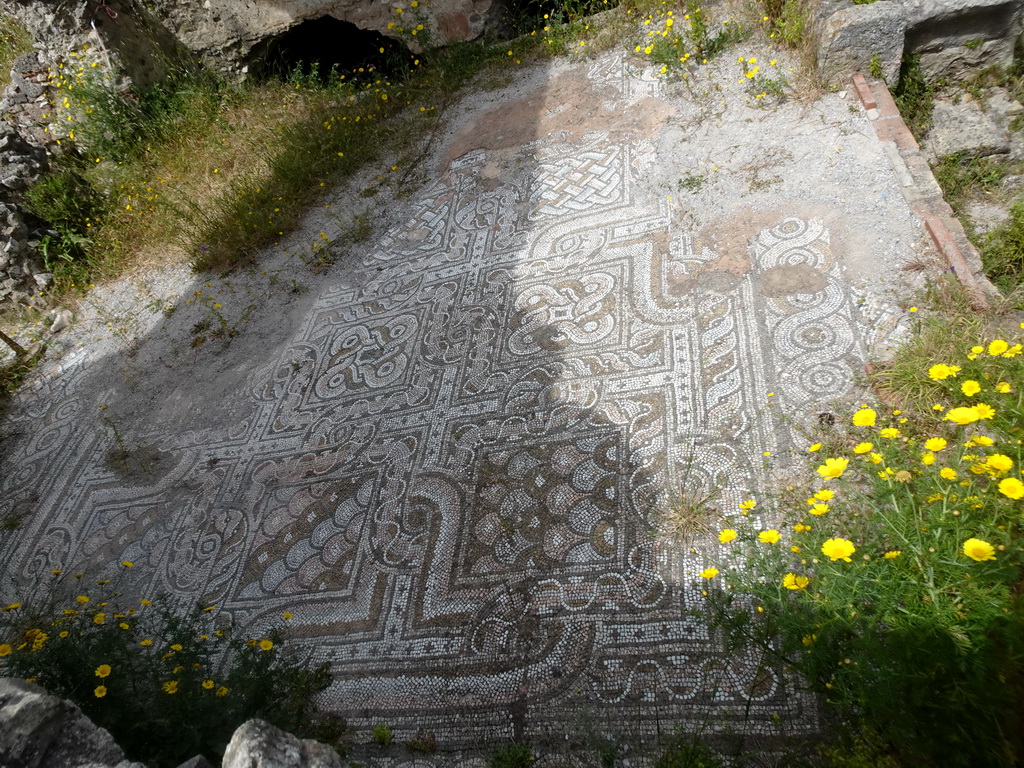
[701,326,1024,766]
[372,722,393,746]
[0,568,342,767]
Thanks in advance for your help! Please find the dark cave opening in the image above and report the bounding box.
[248,16,414,84]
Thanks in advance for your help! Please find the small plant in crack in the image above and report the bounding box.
[98,403,130,473]
[190,293,238,348]
[371,722,393,746]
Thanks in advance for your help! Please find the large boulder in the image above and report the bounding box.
[221,719,342,768]
[0,0,503,80]
[145,0,500,75]
[815,0,907,87]
[903,0,1023,82]
[0,677,145,768]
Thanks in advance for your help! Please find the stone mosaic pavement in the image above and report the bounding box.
[0,47,932,757]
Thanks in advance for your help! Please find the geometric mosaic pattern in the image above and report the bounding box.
[0,50,915,752]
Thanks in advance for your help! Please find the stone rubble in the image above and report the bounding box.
[0,677,345,768]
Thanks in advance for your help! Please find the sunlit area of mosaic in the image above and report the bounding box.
[0,47,927,755]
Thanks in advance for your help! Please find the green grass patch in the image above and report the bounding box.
[0,13,33,86]
[893,54,934,138]
[981,200,1024,298]
[930,153,1010,216]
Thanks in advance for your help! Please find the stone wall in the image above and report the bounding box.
[0,51,51,308]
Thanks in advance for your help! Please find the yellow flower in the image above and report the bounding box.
[718,529,737,543]
[739,499,757,512]
[94,685,107,698]
[758,529,781,543]
[93,613,106,625]
[140,638,153,646]
[170,644,183,652]
[821,538,856,562]
[817,457,849,479]
[809,503,829,516]
[961,380,981,397]
[883,550,901,559]
[851,408,876,427]
[921,453,936,465]
[928,364,960,380]
[163,680,179,694]
[172,665,185,675]
[924,437,948,451]
[0,643,12,657]
[76,595,90,604]
[962,537,996,562]
[120,560,134,568]
[940,468,957,480]
[975,403,996,420]
[216,686,229,697]
[259,639,274,652]
[95,664,111,678]
[972,435,995,446]
[202,679,215,689]
[282,612,293,620]
[996,382,1012,393]
[802,634,816,645]
[988,339,1009,356]
[879,428,900,438]
[782,573,809,590]
[2,603,21,611]
[986,454,1013,473]
[794,523,812,532]
[894,470,913,483]
[807,443,822,452]
[944,406,981,425]
[998,477,1024,499]
[853,442,873,454]
[814,489,835,502]
[868,452,883,464]
[140,599,152,606]
[699,567,719,579]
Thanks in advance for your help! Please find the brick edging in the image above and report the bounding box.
[851,73,995,311]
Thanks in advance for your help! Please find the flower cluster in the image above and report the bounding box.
[0,567,318,766]
[698,331,1024,763]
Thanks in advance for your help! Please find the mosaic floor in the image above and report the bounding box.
[0,49,925,756]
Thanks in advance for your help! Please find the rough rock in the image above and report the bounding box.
[965,199,1010,235]
[0,677,145,768]
[903,0,1022,81]
[221,719,342,768]
[49,308,74,333]
[984,87,1024,135]
[815,0,906,87]
[925,98,1011,159]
